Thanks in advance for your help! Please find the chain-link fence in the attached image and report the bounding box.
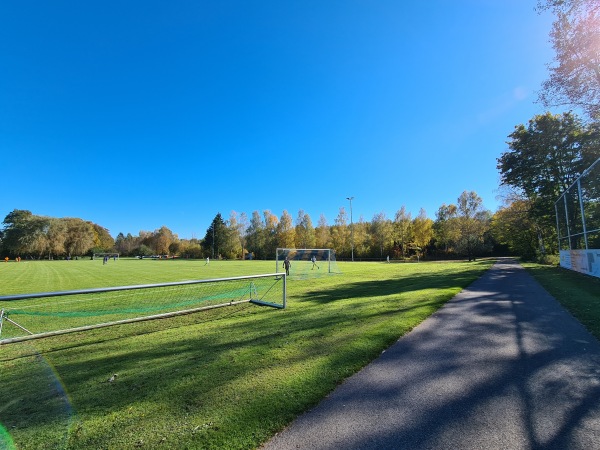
[555,158,600,277]
[556,158,600,251]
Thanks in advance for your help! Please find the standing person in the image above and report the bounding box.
[283,256,291,276]
[205,257,210,265]
[311,255,319,270]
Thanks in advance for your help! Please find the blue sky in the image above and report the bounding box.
[1,1,555,239]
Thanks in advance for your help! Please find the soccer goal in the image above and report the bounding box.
[0,273,286,344]
[276,248,339,274]
[93,252,120,260]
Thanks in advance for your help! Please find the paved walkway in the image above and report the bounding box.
[262,259,600,449]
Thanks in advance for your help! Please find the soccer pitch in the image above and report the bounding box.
[0,258,493,449]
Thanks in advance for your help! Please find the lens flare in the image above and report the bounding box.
[1,348,76,449]
[0,423,16,450]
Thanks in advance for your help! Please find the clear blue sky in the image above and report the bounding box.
[1,1,555,239]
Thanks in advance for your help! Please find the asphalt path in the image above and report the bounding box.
[262,259,600,449]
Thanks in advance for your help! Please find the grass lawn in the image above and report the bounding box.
[0,258,493,449]
[522,262,600,340]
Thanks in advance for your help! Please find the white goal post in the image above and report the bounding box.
[276,248,336,273]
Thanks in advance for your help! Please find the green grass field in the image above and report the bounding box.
[1,258,494,449]
[523,262,600,340]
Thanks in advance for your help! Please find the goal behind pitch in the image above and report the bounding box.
[276,248,340,275]
[93,252,120,260]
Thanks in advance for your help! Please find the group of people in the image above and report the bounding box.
[3,256,21,262]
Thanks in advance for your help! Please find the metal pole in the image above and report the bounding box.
[577,179,589,249]
[563,194,572,250]
[555,201,561,251]
[283,273,287,309]
[346,197,354,262]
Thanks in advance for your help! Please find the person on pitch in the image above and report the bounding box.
[311,255,319,270]
[283,256,291,276]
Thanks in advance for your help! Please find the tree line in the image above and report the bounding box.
[0,190,495,261]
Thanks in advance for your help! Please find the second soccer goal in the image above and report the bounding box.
[276,248,339,274]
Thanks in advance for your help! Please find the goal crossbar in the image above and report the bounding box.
[276,248,336,274]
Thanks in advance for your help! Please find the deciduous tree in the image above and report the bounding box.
[277,210,295,249]
[315,214,331,249]
[537,0,600,118]
[331,208,350,258]
[294,210,316,248]
[498,111,599,254]
[453,191,491,261]
[371,212,393,258]
[492,195,539,260]
[412,209,433,260]
[393,206,413,258]
[246,211,266,259]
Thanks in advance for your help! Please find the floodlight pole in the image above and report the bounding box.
[346,196,354,262]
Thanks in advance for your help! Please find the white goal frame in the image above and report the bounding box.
[276,248,335,273]
[93,252,120,260]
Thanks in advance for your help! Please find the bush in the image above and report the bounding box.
[537,254,559,265]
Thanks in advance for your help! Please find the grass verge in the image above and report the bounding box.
[522,262,600,340]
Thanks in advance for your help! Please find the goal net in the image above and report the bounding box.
[0,273,286,344]
[276,248,340,275]
[92,252,120,260]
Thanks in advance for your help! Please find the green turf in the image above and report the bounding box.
[0,258,493,449]
[522,262,600,340]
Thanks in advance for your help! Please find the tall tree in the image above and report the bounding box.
[203,213,227,259]
[537,0,600,118]
[433,203,457,254]
[246,211,266,259]
[154,226,176,255]
[315,214,331,249]
[498,111,599,254]
[229,211,249,258]
[412,209,433,260]
[263,210,279,259]
[353,216,370,258]
[1,210,34,256]
[115,232,139,256]
[294,210,316,248]
[276,210,295,249]
[393,206,413,258]
[91,223,115,252]
[371,211,393,258]
[492,195,540,260]
[331,207,350,258]
[46,218,67,258]
[453,191,491,261]
[63,218,95,257]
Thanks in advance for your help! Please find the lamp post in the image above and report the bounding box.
[346,196,354,262]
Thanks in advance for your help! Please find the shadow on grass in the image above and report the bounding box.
[262,259,600,449]
[0,261,493,449]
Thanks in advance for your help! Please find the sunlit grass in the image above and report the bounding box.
[0,259,493,449]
